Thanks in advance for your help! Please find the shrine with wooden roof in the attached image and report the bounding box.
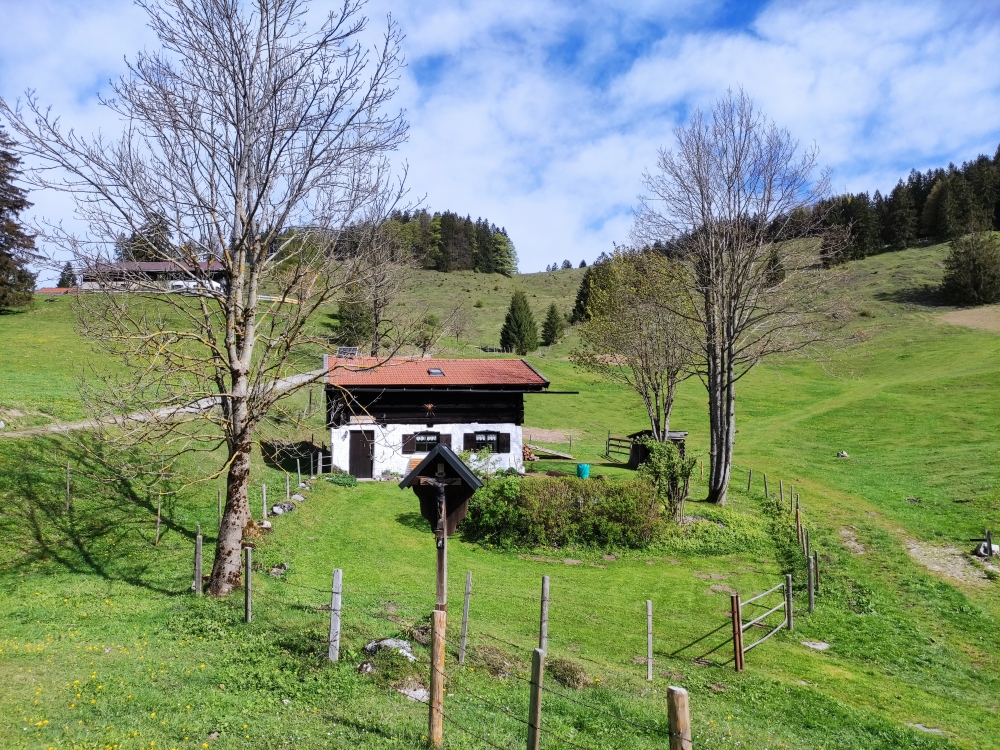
[324,355,551,479]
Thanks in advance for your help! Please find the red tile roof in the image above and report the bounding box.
[325,357,549,388]
[36,287,77,294]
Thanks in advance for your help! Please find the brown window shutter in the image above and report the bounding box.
[439,434,452,449]
[497,433,511,454]
[402,434,416,454]
[463,433,475,451]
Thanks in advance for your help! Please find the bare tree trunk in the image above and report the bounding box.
[210,434,253,596]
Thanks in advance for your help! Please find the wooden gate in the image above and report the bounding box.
[349,430,374,479]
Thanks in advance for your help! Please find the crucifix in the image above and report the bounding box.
[399,445,482,747]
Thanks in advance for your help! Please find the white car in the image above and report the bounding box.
[169,279,223,294]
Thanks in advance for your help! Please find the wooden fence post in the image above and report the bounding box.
[785,574,793,631]
[244,547,252,624]
[813,551,820,591]
[763,473,768,499]
[805,528,811,558]
[539,575,550,651]
[429,609,446,747]
[747,469,752,493]
[986,529,993,557]
[527,647,545,750]
[779,479,784,505]
[667,686,692,750]
[808,556,815,613]
[66,461,71,512]
[730,594,744,671]
[297,459,302,488]
[155,494,162,546]
[646,600,653,681]
[459,571,472,665]
[193,524,203,595]
[328,568,342,662]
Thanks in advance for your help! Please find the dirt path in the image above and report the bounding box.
[523,426,580,443]
[939,305,1000,332]
[905,539,996,588]
[0,370,324,438]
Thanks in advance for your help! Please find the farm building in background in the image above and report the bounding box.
[79,260,227,292]
[325,356,550,478]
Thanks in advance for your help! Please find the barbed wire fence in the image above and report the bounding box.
[173,537,837,750]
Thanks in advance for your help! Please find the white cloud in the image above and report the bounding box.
[2,0,999,282]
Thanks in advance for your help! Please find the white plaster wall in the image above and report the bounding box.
[329,421,523,477]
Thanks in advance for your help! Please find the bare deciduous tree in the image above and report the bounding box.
[1,0,408,594]
[571,248,694,442]
[448,303,476,348]
[633,88,832,504]
[347,220,415,356]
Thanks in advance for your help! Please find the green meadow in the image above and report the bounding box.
[1,243,999,749]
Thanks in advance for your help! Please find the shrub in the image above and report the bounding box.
[636,438,696,521]
[324,473,358,487]
[462,476,664,550]
[941,230,1000,305]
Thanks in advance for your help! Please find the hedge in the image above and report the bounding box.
[462,476,665,550]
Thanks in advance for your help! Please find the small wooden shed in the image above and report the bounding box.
[626,430,689,470]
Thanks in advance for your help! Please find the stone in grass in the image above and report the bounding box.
[394,676,430,703]
[837,451,850,459]
[801,641,830,651]
[547,657,592,690]
[356,662,374,673]
[270,563,289,578]
[364,638,416,663]
[270,502,296,515]
[906,723,945,735]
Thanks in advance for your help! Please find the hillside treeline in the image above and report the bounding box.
[819,145,1000,265]
[389,210,518,275]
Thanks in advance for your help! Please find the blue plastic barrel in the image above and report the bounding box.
[576,463,590,479]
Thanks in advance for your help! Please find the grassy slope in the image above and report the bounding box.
[2,247,1000,749]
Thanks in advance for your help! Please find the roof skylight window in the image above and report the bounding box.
[428,367,445,377]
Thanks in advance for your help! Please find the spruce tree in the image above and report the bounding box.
[541,303,565,346]
[0,129,36,308]
[886,181,917,248]
[57,261,77,288]
[941,229,1000,304]
[499,290,538,355]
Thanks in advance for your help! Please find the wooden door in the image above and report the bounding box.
[349,430,374,479]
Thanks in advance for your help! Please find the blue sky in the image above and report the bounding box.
[2,0,999,280]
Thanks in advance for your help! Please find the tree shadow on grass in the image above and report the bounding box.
[0,434,194,595]
[874,284,951,308]
[395,511,430,533]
